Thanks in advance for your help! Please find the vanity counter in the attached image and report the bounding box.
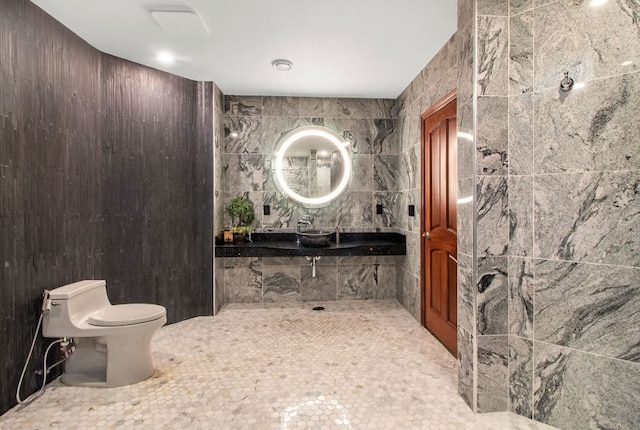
[215,232,406,257]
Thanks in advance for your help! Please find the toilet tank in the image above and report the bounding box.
[43,280,112,337]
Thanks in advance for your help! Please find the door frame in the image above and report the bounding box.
[420,89,457,328]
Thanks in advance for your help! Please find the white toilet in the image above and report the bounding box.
[42,280,167,388]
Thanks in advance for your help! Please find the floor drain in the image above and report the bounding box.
[312,306,325,311]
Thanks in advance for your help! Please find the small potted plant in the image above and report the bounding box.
[225,196,255,242]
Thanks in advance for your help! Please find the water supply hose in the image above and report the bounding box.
[16,291,67,408]
[16,312,44,406]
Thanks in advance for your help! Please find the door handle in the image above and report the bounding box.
[422,232,431,239]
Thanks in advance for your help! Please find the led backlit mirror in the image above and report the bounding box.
[272,125,352,208]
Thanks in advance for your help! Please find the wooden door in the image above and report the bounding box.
[421,91,457,356]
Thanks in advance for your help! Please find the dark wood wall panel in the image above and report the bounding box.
[0,0,104,413]
[0,0,213,415]
[194,82,215,318]
[101,56,213,322]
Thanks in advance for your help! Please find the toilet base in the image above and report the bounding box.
[60,316,165,388]
[61,373,109,387]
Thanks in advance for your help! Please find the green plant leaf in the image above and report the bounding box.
[225,196,255,227]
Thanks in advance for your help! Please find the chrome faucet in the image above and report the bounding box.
[297,216,313,233]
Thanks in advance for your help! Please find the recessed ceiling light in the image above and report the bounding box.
[157,52,175,65]
[621,60,633,66]
[589,0,608,6]
[272,59,293,71]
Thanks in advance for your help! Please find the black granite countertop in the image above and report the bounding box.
[215,232,406,257]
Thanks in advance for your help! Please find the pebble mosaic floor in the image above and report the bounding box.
[0,300,557,430]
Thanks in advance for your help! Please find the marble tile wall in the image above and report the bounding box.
[456,0,477,411]
[506,1,640,428]
[393,32,459,325]
[219,96,398,303]
[457,0,640,423]
[222,256,398,303]
[221,96,396,232]
[393,2,470,409]
[475,0,510,413]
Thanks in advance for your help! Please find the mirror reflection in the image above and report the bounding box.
[273,126,352,208]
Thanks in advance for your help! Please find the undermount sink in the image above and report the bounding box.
[297,230,333,247]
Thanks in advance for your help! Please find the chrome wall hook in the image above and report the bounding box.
[559,71,574,92]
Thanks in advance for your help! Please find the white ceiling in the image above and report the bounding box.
[30,0,457,99]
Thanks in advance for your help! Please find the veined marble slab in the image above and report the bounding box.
[534,342,640,430]
[534,259,640,361]
[509,336,533,418]
[508,257,533,339]
[534,73,640,174]
[534,0,640,91]
[534,171,640,266]
[477,16,508,96]
[477,256,508,335]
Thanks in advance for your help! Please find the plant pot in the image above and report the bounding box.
[233,232,246,243]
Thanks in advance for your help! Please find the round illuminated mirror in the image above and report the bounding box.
[272,125,352,208]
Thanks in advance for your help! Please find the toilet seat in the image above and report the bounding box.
[88,304,166,327]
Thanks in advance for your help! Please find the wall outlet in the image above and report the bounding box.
[376,204,383,214]
[263,205,270,215]
[408,205,415,217]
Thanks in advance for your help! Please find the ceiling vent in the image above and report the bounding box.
[150,10,209,37]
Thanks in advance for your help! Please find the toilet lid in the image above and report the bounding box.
[87,304,166,327]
